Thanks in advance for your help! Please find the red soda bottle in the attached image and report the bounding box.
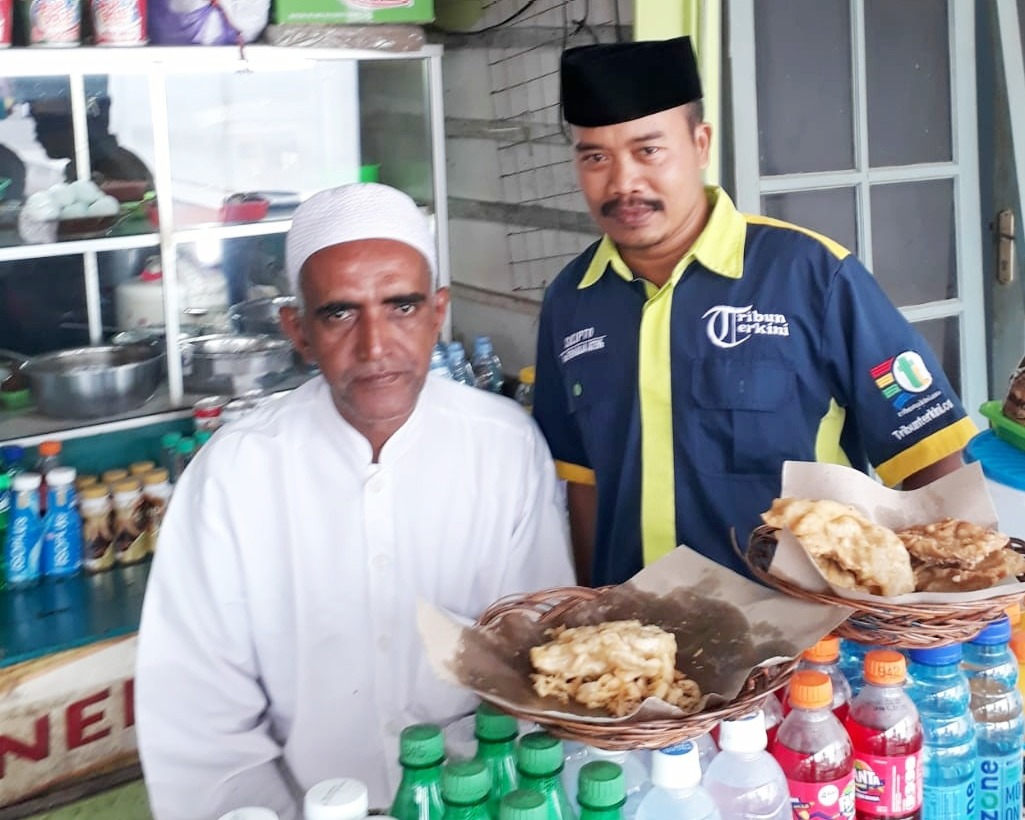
[783,636,853,722]
[772,670,855,820]
[843,650,923,820]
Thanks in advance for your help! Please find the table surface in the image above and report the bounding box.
[0,562,150,669]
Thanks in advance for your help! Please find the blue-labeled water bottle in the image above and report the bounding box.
[963,616,1024,820]
[41,466,83,578]
[471,336,504,393]
[430,343,453,379]
[906,644,978,820]
[446,342,475,387]
[3,471,43,588]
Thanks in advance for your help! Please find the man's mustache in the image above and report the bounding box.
[601,198,665,217]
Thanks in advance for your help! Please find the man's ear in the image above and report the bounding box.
[279,304,315,365]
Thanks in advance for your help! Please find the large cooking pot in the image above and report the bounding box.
[228,296,296,336]
[23,344,164,420]
[182,334,294,397]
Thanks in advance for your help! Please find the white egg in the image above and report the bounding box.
[49,183,76,208]
[70,179,103,205]
[59,202,89,219]
[86,195,119,217]
[24,197,61,221]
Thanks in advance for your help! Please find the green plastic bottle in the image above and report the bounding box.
[575,762,625,820]
[442,758,493,820]
[390,724,446,820]
[474,703,519,817]
[515,732,576,820]
[498,790,549,820]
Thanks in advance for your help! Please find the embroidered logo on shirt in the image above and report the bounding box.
[560,327,607,363]
[871,351,934,410]
[702,305,790,349]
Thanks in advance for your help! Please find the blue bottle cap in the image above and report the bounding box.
[1,444,25,462]
[970,615,1012,645]
[908,644,963,665]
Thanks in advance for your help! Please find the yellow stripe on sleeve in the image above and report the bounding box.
[875,416,979,486]
[555,460,597,486]
[814,399,852,468]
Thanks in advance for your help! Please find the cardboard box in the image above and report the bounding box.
[272,0,433,26]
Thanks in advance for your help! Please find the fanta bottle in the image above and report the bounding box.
[772,670,855,820]
[843,651,923,820]
[785,636,853,723]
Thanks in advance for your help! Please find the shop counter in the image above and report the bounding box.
[0,564,149,816]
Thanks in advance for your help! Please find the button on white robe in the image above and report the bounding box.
[136,376,574,820]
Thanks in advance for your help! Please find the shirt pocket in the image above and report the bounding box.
[691,358,797,475]
[562,355,627,471]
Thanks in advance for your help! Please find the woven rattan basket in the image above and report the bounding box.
[474,586,801,749]
[744,525,1025,649]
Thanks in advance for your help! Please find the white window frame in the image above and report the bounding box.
[728,0,987,424]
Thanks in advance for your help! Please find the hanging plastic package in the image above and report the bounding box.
[147,0,268,45]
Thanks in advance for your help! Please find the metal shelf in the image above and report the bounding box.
[172,218,292,245]
[0,231,160,263]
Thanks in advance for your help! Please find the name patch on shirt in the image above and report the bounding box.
[702,305,791,349]
[561,327,607,363]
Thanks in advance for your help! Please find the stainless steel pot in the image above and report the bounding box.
[23,344,164,420]
[228,297,296,336]
[182,334,294,397]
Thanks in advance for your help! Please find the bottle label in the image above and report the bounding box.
[786,774,855,820]
[924,780,976,820]
[853,752,922,816]
[978,752,1023,820]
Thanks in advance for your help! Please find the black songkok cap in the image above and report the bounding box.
[560,36,703,127]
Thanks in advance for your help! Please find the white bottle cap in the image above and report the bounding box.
[46,466,77,486]
[651,741,701,789]
[589,747,627,762]
[717,710,768,754]
[216,809,280,820]
[13,472,42,491]
[304,778,369,820]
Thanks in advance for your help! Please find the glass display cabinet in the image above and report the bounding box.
[0,45,449,446]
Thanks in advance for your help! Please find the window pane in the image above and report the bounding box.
[865,0,952,166]
[0,257,87,355]
[761,187,858,256]
[754,0,854,175]
[914,316,961,397]
[870,179,956,306]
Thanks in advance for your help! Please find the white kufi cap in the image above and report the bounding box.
[285,183,437,294]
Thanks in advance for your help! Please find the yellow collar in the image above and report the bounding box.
[577,186,746,290]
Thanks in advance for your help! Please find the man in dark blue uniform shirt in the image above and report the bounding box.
[533,37,977,587]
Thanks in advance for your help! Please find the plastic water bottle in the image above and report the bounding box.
[217,809,281,820]
[636,742,720,820]
[762,697,783,748]
[693,732,718,774]
[0,444,25,477]
[963,616,1024,820]
[390,724,446,820]
[905,644,977,820]
[516,731,576,820]
[430,344,452,379]
[441,759,492,820]
[446,342,475,387]
[3,472,43,588]
[843,650,923,820]
[471,336,504,393]
[563,745,649,820]
[839,641,879,698]
[702,712,790,820]
[771,670,855,820]
[41,466,82,578]
[304,778,370,820]
[577,760,626,820]
[474,702,518,815]
[788,635,853,722]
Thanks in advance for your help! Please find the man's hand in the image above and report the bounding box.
[566,482,597,587]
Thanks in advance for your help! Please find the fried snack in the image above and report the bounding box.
[761,497,916,597]
[897,518,1009,568]
[529,620,702,717]
[913,547,1025,592]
